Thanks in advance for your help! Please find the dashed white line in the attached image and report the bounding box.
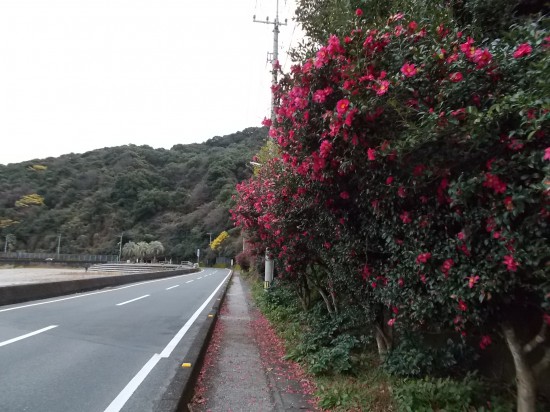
[0,325,58,348]
[116,295,150,306]
[185,280,194,283]
[165,285,179,290]
[0,269,206,314]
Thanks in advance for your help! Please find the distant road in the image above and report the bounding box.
[0,268,230,412]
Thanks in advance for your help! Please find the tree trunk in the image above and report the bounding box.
[317,287,334,315]
[375,325,391,361]
[502,323,537,412]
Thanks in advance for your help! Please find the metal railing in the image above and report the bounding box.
[0,252,118,262]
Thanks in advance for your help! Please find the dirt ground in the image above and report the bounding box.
[0,267,120,286]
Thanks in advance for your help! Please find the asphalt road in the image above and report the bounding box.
[0,268,231,412]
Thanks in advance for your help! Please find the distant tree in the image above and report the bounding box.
[210,231,229,250]
[15,194,44,208]
[136,241,149,263]
[122,241,137,262]
[148,241,165,263]
[0,219,19,229]
[3,234,16,252]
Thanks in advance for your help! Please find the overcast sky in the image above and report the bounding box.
[0,0,303,165]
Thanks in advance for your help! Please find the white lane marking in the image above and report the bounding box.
[165,285,179,290]
[116,295,150,306]
[185,280,194,283]
[0,325,58,348]
[0,270,206,314]
[197,277,203,279]
[104,270,232,412]
[104,354,161,412]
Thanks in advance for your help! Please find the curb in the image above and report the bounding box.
[155,271,234,412]
[0,268,199,306]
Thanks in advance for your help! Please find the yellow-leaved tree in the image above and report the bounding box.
[210,231,229,250]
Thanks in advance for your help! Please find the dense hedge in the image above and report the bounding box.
[232,9,549,410]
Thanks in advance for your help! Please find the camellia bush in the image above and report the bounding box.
[233,10,549,411]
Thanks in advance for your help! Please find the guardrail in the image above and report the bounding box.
[0,252,118,262]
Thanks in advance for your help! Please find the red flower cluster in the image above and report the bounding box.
[479,335,492,350]
[513,43,532,58]
[416,252,432,264]
[483,173,507,194]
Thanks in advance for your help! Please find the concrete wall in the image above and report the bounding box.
[0,268,198,306]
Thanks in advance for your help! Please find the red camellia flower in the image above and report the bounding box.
[544,147,550,161]
[503,255,519,272]
[400,63,417,77]
[451,108,466,120]
[468,275,480,288]
[408,21,417,32]
[479,335,492,350]
[400,211,412,224]
[458,299,468,311]
[483,173,507,194]
[416,252,432,264]
[361,264,372,280]
[367,148,376,160]
[387,318,396,327]
[336,99,350,116]
[504,196,514,210]
[460,37,476,58]
[441,259,454,276]
[513,43,532,58]
[375,80,390,95]
[449,72,463,82]
[544,313,550,325]
[397,186,406,198]
[473,48,492,69]
[340,191,350,199]
[319,140,332,158]
[355,8,363,17]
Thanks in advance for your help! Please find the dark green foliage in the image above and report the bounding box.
[295,0,546,47]
[384,334,476,378]
[393,374,514,412]
[0,127,266,260]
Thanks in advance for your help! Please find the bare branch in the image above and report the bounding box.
[533,346,550,377]
[524,322,547,354]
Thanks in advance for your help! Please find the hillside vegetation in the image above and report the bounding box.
[0,127,266,261]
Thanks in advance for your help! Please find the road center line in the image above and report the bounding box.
[165,285,179,290]
[0,269,206,313]
[0,325,58,348]
[185,280,194,283]
[104,270,232,412]
[116,295,150,306]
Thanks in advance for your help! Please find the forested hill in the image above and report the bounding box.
[0,127,267,261]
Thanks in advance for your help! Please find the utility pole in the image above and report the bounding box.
[118,232,123,262]
[57,233,61,258]
[253,0,287,122]
[254,1,286,289]
[207,232,212,246]
[4,235,7,253]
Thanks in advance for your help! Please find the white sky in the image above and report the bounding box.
[0,0,303,165]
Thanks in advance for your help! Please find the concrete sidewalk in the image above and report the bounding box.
[190,273,318,412]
